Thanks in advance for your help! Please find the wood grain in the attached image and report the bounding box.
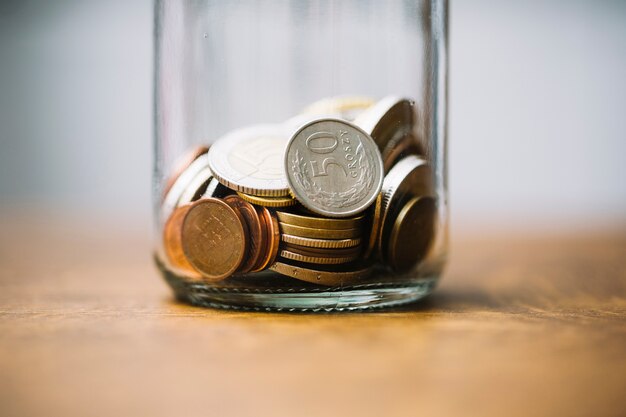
[0,210,625,417]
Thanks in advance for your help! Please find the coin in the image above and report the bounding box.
[378,155,434,257]
[251,207,280,272]
[269,261,373,286]
[298,96,375,121]
[279,250,359,265]
[386,196,437,272]
[162,145,209,201]
[281,234,361,249]
[236,192,296,208]
[276,211,365,230]
[363,192,383,260]
[223,195,263,274]
[354,96,417,154]
[162,204,201,279]
[285,118,383,217]
[208,124,290,197]
[203,177,230,199]
[181,198,248,281]
[178,167,213,205]
[282,243,362,258]
[382,133,423,172]
[161,153,210,226]
[279,222,362,240]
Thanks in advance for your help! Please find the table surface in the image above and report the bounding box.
[1,212,625,417]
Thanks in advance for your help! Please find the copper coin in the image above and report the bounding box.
[162,145,209,201]
[223,195,263,274]
[162,205,201,279]
[181,198,248,282]
[249,206,269,272]
[252,208,280,272]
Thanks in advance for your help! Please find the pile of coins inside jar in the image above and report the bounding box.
[160,96,437,287]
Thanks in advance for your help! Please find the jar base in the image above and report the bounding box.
[158,260,439,312]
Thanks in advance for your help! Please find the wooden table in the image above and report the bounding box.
[1,211,625,417]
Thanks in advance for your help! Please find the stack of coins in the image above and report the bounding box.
[160,96,437,286]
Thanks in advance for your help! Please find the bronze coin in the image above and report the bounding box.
[162,146,209,201]
[363,192,383,260]
[378,155,433,257]
[386,196,437,273]
[181,198,248,282]
[162,205,201,279]
[223,195,263,274]
[251,207,280,272]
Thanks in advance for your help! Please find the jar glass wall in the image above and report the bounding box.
[154,0,448,311]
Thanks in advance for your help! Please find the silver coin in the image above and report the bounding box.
[300,95,375,121]
[160,153,210,226]
[203,177,229,199]
[284,118,383,218]
[377,155,434,257]
[178,167,213,205]
[354,96,418,155]
[208,124,290,197]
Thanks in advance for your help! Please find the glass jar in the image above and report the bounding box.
[154,0,448,311]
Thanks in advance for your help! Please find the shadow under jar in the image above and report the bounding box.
[154,0,448,312]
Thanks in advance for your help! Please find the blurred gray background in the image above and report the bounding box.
[0,0,624,234]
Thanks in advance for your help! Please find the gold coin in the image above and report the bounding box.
[278,222,361,240]
[162,204,201,279]
[282,243,362,258]
[279,250,359,265]
[237,192,297,208]
[387,196,437,273]
[269,261,373,286]
[181,198,248,282]
[363,192,383,260]
[276,211,365,230]
[281,234,361,249]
